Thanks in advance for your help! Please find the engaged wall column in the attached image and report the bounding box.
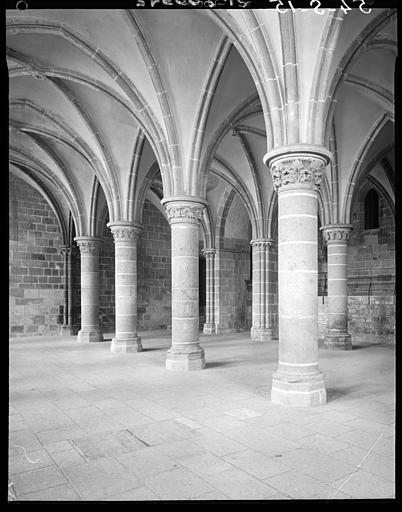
[163,198,206,371]
[250,239,274,342]
[59,245,72,335]
[74,236,103,343]
[108,222,142,353]
[322,224,352,350]
[265,151,329,406]
[203,248,215,334]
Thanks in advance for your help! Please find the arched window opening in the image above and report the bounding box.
[364,189,379,230]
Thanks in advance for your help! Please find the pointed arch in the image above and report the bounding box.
[342,113,393,224]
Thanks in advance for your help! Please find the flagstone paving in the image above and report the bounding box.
[9,332,395,501]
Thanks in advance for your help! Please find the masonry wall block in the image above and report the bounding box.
[9,174,64,337]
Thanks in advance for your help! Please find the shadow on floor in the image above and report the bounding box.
[351,342,385,350]
[326,387,360,402]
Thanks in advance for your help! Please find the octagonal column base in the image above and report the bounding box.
[77,329,103,343]
[166,346,206,371]
[111,337,143,353]
[324,332,352,351]
[271,369,327,407]
[251,327,273,342]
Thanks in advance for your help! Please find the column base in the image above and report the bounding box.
[324,332,352,351]
[111,337,143,353]
[271,367,327,407]
[203,323,215,335]
[251,327,273,342]
[60,325,73,336]
[77,329,103,343]
[166,345,206,371]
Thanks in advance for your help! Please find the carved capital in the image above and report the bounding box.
[250,239,274,249]
[74,237,103,254]
[322,225,353,243]
[164,201,205,226]
[59,245,72,257]
[269,155,326,192]
[202,248,216,258]
[107,222,142,242]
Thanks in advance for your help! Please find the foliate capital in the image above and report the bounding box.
[107,222,142,242]
[164,201,205,226]
[322,224,353,243]
[270,156,325,192]
[74,237,103,254]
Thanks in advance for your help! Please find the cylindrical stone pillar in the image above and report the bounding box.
[322,224,352,350]
[74,236,103,343]
[162,198,206,370]
[202,248,215,334]
[59,245,72,335]
[264,149,331,406]
[250,239,274,342]
[107,222,142,353]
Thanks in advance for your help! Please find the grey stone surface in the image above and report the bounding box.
[9,331,395,501]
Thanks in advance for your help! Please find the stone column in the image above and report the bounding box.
[74,236,103,343]
[107,222,142,353]
[213,249,222,334]
[162,198,206,370]
[264,149,331,406]
[67,247,74,330]
[250,239,274,342]
[202,248,215,334]
[322,224,352,350]
[59,245,73,335]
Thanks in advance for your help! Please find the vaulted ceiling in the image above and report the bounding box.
[7,7,396,242]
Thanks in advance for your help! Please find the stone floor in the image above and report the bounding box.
[9,331,395,501]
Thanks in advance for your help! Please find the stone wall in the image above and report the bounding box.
[317,190,395,344]
[9,174,64,337]
[348,295,395,344]
[137,200,172,331]
[215,238,251,333]
[318,296,395,345]
[99,222,115,333]
[348,192,395,295]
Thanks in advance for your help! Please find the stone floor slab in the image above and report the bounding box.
[116,446,181,478]
[278,447,356,484]
[336,430,394,456]
[223,449,293,480]
[266,469,350,500]
[142,468,213,500]
[330,469,395,499]
[104,486,159,501]
[156,439,208,460]
[296,433,352,455]
[50,448,87,469]
[223,408,263,419]
[191,431,249,457]
[202,467,279,500]
[9,448,54,476]
[18,483,81,501]
[62,457,141,500]
[11,465,67,497]
[178,452,234,477]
